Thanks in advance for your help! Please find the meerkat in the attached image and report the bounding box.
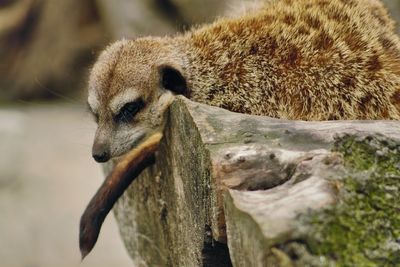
[88,0,400,163]
[81,0,400,258]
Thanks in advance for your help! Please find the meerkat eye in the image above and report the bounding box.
[114,99,145,123]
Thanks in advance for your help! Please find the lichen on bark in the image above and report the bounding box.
[109,98,400,266]
[290,135,400,267]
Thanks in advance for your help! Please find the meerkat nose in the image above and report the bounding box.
[92,151,110,163]
[92,140,110,163]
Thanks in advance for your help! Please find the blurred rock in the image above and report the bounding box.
[0,0,233,100]
[0,0,109,100]
[95,0,231,38]
[382,0,400,33]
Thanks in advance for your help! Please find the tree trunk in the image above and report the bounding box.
[103,96,400,266]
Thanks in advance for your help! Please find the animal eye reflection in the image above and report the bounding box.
[114,99,145,123]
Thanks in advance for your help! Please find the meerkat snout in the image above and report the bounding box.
[92,151,110,163]
[92,141,110,163]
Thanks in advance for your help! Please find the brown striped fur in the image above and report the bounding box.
[88,0,400,159]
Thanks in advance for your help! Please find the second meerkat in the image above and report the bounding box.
[88,0,400,162]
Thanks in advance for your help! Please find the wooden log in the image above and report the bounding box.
[103,96,400,266]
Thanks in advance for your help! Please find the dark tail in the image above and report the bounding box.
[79,133,163,259]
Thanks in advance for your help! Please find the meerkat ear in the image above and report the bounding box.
[158,64,188,96]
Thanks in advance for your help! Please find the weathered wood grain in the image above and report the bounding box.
[104,96,400,266]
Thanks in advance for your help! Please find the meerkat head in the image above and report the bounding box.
[87,38,189,163]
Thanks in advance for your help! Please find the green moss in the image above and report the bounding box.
[298,135,400,266]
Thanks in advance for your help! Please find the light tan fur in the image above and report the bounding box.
[88,0,400,160]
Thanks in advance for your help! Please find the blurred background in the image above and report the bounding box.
[0,0,400,266]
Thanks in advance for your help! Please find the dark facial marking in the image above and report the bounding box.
[114,99,145,124]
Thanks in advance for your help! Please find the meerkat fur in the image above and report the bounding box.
[88,0,400,162]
